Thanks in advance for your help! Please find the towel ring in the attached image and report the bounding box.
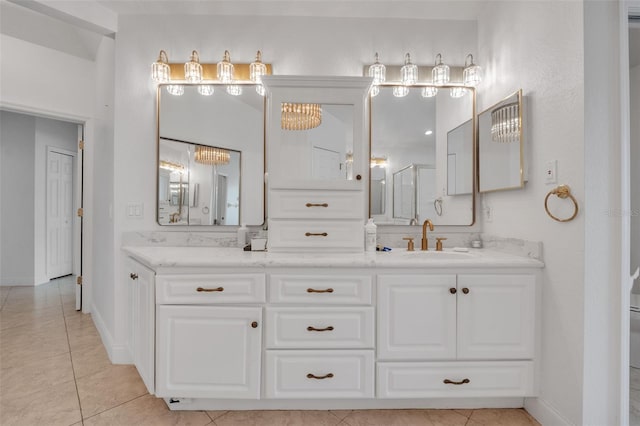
[544,185,579,222]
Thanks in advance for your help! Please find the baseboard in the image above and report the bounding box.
[90,303,132,365]
[0,277,35,286]
[525,397,573,425]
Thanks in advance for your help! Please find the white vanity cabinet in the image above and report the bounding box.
[377,272,537,398]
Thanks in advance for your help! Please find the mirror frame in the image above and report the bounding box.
[477,89,524,193]
[156,83,266,226]
[368,84,476,226]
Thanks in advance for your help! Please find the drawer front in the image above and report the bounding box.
[269,190,364,219]
[265,350,374,399]
[268,220,363,251]
[156,274,266,304]
[265,307,374,349]
[377,361,535,398]
[269,274,372,305]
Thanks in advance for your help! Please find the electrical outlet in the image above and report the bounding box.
[545,160,557,184]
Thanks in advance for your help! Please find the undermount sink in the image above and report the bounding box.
[398,250,475,259]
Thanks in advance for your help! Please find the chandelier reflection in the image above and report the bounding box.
[281,103,322,130]
[491,102,520,143]
[194,146,231,165]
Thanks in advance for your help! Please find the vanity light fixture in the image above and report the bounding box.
[421,86,438,98]
[250,50,267,96]
[217,50,234,84]
[368,53,386,97]
[166,85,184,96]
[184,50,203,83]
[432,53,450,85]
[491,101,520,143]
[392,86,409,97]
[462,54,483,87]
[194,146,231,165]
[370,156,388,168]
[197,85,215,96]
[151,50,171,83]
[450,87,468,98]
[226,84,243,96]
[400,53,418,85]
[159,160,185,173]
[281,103,322,130]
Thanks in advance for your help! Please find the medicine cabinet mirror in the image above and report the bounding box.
[477,89,525,192]
[157,84,265,226]
[370,85,475,225]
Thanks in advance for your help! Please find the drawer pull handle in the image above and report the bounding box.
[307,373,334,380]
[307,326,334,332]
[196,286,224,293]
[130,273,138,280]
[449,287,457,294]
[307,288,334,293]
[462,287,470,294]
[305,232,328,237]
[306,203,329,208]
[443,378,470,385]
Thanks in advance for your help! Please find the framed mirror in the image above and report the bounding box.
[157,84,265,226]
[478,89,525,193]
[370,85,475,225]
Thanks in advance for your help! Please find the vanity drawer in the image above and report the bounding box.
[265,350,374,399]
[268,220,363,251]
[269,274,372,304]
[156,274,266,304]
[265,307,374,349]
[377,361,535,398]
[269,190,364,219]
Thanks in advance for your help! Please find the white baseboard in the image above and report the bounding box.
[525,397,573,425]
[0,277,35,286]
[90,303,132,365]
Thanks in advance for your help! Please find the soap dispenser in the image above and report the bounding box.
[365,218,377,252]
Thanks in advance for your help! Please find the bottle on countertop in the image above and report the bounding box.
[237,223,248,248]
[365,218,377,252]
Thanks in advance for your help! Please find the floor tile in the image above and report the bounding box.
[0,352,74,400]
[341,409,433,426]
[329,410,353,421]
[67,321,103,352]
[76,364,148,418]
[206,410,229,420]
[0,378,81,426]
[468,408,540,425]
[214,410,343,426]
[70,340,113,379]
[0,325,70,368]
[424,409,469,425]
[453,409,472,418]
[83,394,211,426]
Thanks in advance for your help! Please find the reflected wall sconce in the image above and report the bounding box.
[159,160,185,173]
[368,53,387,97]
[197,85,215,96]
[166,85,184,96]
[370,156,388,168]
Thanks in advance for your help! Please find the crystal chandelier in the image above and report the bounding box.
[491,102,520,143]
[194,146,231,165]
[281,103,322,130]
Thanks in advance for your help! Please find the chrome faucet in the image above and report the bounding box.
[421,219,434,251]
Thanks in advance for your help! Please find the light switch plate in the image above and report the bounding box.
[545,160,557,184]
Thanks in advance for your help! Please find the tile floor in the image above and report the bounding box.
[1,277,541,426]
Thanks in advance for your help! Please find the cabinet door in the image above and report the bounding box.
[378,275,457,360]
[457,274,536,360]
[127,258,155,394]
[156,305,262,399]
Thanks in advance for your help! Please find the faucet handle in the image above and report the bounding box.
[435,237,447,252]
[402,237,415,251]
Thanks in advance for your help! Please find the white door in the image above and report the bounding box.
[312,146,342,179]
[377,274,457,360]
[47,150,74,279]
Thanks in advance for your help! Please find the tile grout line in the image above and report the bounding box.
[80,394,149,423]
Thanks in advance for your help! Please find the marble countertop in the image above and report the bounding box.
[122,246,544,271]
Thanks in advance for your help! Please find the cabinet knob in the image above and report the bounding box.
[356,174,362,181]
[130,273,138,280]
[462,287,470,294]
[251,321,258,328]
[443,378,470,385]
[449,287,457,294]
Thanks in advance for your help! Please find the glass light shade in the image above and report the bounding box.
[392,86,409,97]
[226,85,242,96]
[217,50,234,83]
[281,103,322,130]
[166,85,184,96]
[400,53,418,85]
[432,53,450,85]
[450,87,468,98]
[184,50,203,83]
[368,53,386,85]
[491,102,520,143]
[151,50,170,83]
[194,146,231,165]
[421,86,438,97]
[370,86,380,97]
[256,85,266,96]
[197,85,215,96]
[250,50,267,83]
[463,54,483,87]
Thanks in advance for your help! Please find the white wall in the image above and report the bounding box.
[631,64,640,286]
[0,111,36,285]
[476,2,584,424]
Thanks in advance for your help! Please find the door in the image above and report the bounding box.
[215,174,227,225]
[377,275,457,360]
[312,146,342,179]
[47,150,74,279]
[156,305,262,398]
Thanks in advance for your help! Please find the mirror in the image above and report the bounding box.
[370,85,475,225]
[157,84,264,226]
[478,89,524,192]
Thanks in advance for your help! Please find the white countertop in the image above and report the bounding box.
[122,246,544,271]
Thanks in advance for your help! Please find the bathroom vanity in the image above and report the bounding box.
[124,246,542,410]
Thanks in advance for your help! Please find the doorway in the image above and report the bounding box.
[47,148,75,280]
